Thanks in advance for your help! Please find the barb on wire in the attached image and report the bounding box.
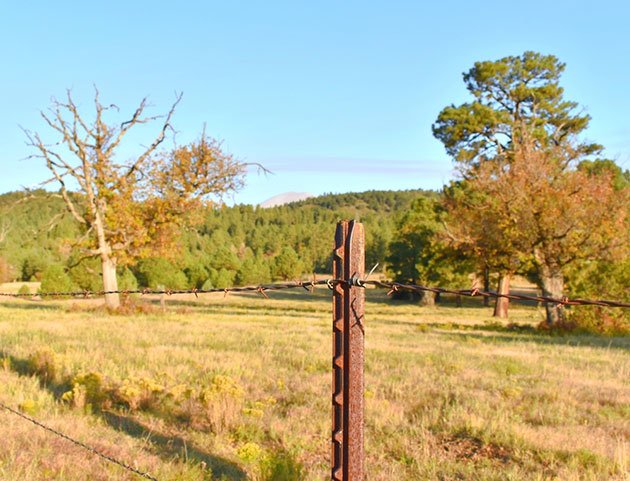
[0,401,159,481]
[363,280,630,308]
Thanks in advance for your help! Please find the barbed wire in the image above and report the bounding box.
[361,280,630,308]
[0,279,627,308]
[0,400,159,481]
[0,280,335,299]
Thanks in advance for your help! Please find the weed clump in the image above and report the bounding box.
[237,443,304,481]
[199,375,245,433]
[26,350,58,384]
[113,377,166,411]
[62,372,108,411]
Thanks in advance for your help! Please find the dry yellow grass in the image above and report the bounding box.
[0,288,628,480]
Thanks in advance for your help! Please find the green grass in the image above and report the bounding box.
[0,289,628,480]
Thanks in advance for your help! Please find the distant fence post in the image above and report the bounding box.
[331,220,365,481]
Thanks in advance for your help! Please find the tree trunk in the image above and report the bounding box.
[101,256,120,309]
[483,266,490,307]
[420,291,435,307]
[540,270,564,325]
[493,274,510,318]
[93,208,120,310]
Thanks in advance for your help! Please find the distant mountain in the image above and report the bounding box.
[260,192,314,208]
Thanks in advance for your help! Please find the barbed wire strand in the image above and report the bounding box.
[0,280,334,299]
[0,401,159,481]
[0,279,627,308]
[361,280,630,308]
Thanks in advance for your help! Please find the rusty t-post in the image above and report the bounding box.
[332,220,365,481]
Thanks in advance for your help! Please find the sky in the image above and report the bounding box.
[1,1,628,205]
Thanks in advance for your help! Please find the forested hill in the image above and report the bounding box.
[295,189,437,214]
[0,189,433,289]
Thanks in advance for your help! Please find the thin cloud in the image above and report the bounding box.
[249,155,453,176]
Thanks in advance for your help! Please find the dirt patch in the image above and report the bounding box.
[440,435,511,463]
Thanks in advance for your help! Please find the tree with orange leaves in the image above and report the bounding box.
[25,89,246,308]
[444,132,627,324]
[434,52,627,323]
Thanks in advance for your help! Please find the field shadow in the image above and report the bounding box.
[0,350,72,398]
[0,300,63,311]
[161,289,330,314]
[0,350,246,480]
[102,412,246,481]
[435,329,630,350]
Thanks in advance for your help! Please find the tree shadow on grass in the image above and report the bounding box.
[434,328,630,350]
[0,300,63,311]
[102,412,247,481]
[0,350,246,481]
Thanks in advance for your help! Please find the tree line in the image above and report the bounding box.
[1,51,627,333]
[0,188,424,290]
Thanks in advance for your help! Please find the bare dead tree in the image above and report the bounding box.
[24,88,246,309]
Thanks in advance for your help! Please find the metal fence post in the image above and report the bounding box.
[332,220,365,481]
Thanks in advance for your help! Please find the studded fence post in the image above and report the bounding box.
[332,220,365,481]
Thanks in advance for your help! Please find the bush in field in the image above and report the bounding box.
[26,349,58,383]
[135,258,188,289]
[235,256,271,286]
[17,284,30,295]
[68,257,103,291]
[202,267,235,290]
[199,375,245,433]
[62,372,108,411]
[272,246,303,280]
[185,264,209,289]
[39,265,74,296]
[113,377,166,411]
[20,253,50,281]
[237,443,304,481]
[564,258,630,335]
[117,267,138,291]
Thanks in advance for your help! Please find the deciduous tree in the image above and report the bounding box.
[433,52,625,323]
[442,181,525,317]
[387,197,471,306]
[25,89,246,308]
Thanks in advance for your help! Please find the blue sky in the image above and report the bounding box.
[1,1,628,205]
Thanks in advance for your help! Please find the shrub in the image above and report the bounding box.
[113,377,166,411]
[39,264,74,297]
[237,443,304,481]
[565,258,629,335]
[20,253,51,281]
[202,267,235,290]
[117,266,139,291]
[184,264,209,289]
[235,257,271,286]
[26,349,57,383]
[68,257,102,291]
[62,372,108,411]
[135,258,188,289]
[17,284,30,295]
[272,247,303,280]
[199,375,245,433]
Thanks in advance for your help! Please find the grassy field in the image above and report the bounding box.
[0,287,628,481]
